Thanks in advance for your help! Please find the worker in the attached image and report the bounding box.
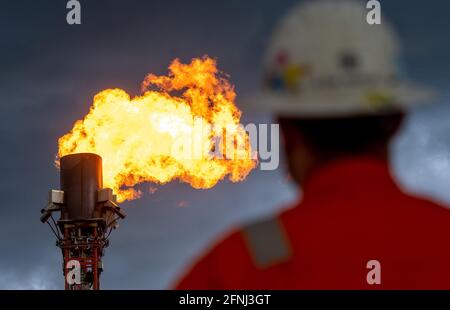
[176,0,450,289]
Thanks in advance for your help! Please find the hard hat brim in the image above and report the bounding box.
[241,82,436,118]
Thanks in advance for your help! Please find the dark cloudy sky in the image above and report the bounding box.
[1,0,450,289]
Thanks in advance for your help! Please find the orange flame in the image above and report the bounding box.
[57,57,256,202]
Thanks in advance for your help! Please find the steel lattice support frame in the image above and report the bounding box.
[59,222,107,290]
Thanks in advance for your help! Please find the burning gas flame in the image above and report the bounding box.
[57,57,256,202]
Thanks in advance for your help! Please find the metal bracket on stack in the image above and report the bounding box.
[97,188,126,228]
[40,189,64,224]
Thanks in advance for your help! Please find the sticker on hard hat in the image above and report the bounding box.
[365,91,395,109]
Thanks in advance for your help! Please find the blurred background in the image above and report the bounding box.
[1,0,450,289]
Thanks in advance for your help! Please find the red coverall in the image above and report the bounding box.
[176,156,450,289]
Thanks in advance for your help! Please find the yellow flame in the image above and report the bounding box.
[57,57,256,202]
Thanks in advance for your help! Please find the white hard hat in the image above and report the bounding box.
[246,0,434,117]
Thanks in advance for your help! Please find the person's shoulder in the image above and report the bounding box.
[402,191,450,217]
[209,226,247,256]
[174,226,249,289]
[203,213,290,261]
[210,213,287,249]
[400,190,450,234]
[239,214,292,268]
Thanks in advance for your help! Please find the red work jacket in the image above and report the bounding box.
[176,156,450,289]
